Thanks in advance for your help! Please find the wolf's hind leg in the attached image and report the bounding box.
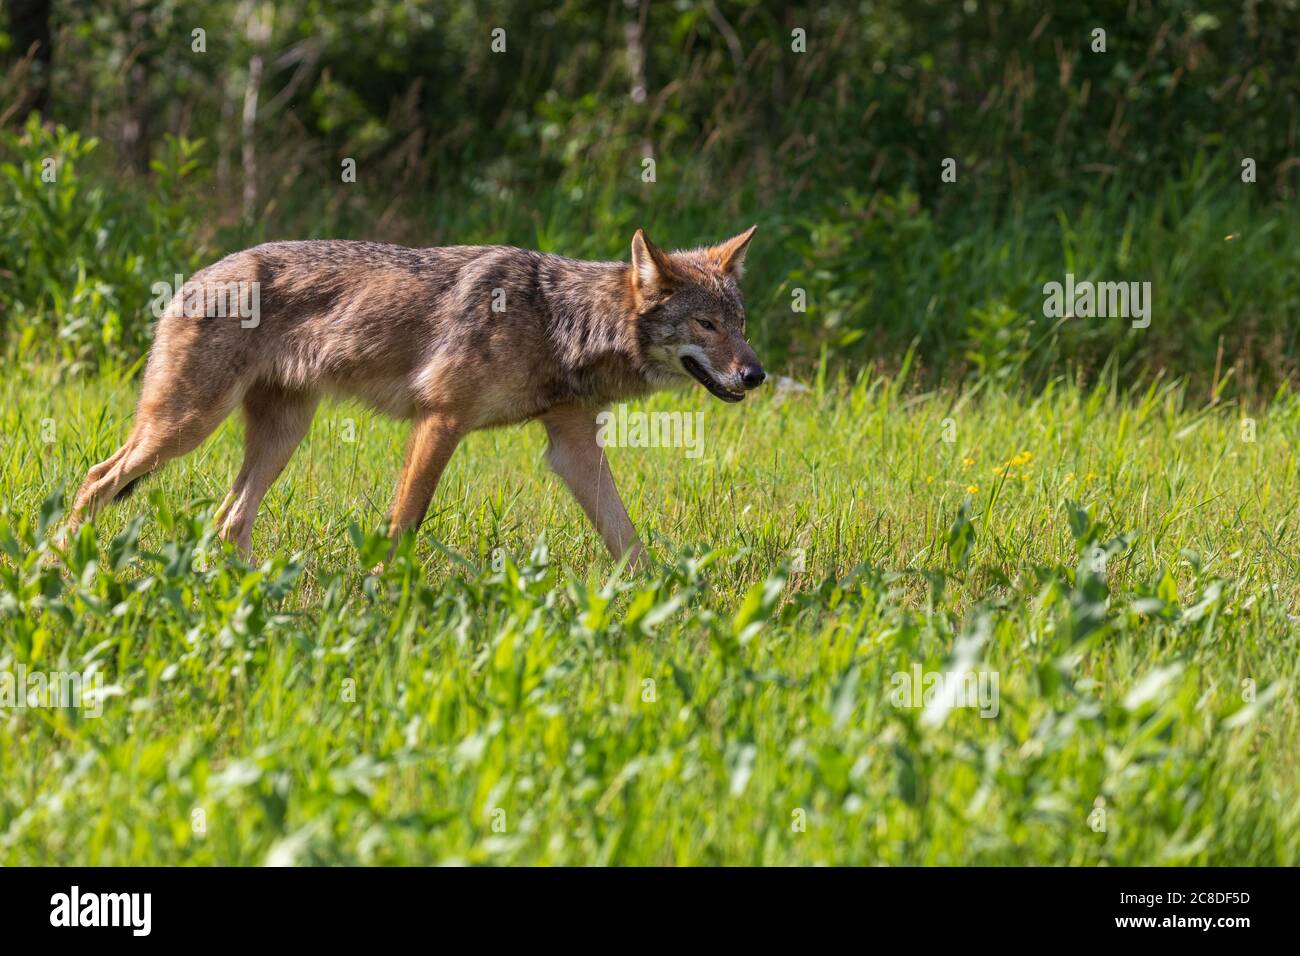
[388,413,464,541]
[541,404,647,570]
[217,384,319,555]
[69,384,243,534]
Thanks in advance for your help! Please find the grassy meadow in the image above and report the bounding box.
[2,0,1297,869]
[2,366,1297,864]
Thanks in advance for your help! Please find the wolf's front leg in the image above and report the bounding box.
[388,413,464,542]
[541,405,649,572]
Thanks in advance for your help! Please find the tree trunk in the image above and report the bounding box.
[623,0,652,162]
[121,0,152,174]
[5,0,53,123]
[240,2,273,222]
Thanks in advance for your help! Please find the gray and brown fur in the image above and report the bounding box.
[68,227,765,567]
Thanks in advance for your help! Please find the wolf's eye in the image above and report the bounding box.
[696,318,717,332]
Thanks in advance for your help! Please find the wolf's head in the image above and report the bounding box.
[629,226,765,403]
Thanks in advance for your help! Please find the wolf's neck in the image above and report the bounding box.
[539,258,643,373]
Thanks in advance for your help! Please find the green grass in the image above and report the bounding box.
[1,366,1298,864]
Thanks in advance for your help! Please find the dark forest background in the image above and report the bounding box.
[2,0,1298,390]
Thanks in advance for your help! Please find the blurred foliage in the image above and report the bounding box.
[1,0,1298,385]
[0,116,203,373]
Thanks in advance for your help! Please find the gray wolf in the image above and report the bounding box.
[69,227,765,568]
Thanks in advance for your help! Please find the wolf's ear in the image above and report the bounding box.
[708,225,757,278]
[631,228,678,295]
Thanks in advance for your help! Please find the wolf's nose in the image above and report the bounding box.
[741,366,766,389]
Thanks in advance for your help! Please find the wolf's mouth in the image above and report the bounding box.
[680,355,744,403]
